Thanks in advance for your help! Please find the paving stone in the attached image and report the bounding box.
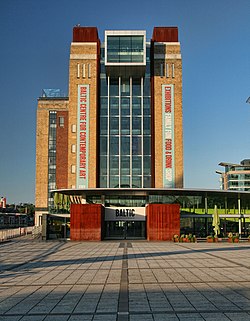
[1,240,250,320]
[153,315,179,321]
[130,314,154,321]
[0,316,23,321]
[225,312,250,321]
[19,316,46,321]
[201,312,231,321]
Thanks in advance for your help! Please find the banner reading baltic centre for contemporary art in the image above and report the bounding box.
[162,84,175,187]
[77,85,89,188]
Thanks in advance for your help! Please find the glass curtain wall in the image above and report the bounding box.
[100,45,151,188]
[107,36,144,63]
[48,111,57,208]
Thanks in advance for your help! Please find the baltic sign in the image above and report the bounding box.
[105,207,146,221]
[162,85,175,187]
[77,85,89,188]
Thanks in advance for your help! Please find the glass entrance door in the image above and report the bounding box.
[105,221,146,239]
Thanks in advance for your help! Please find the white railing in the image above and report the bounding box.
[0,226,35,242]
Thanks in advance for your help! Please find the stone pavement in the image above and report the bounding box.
[0,238,250,321]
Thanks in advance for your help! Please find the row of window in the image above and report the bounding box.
[48,112,57,208]
[228,174,250,180]
[100,117,150,135]
[100,155,151,175]
[76,63,91,79]
[100,136,151,156]
[100,77,150,97]
[100,101,150,117]
[100,175,151,188]
[160,63,175,78]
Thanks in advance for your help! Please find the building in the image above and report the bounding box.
[217,159,250,191]
[35,26,183,238]
[35,27,250,240]
[0,197,6,208]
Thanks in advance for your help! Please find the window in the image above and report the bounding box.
[59,116,64,128]
[72,124,76,133]
[107,35,144,63]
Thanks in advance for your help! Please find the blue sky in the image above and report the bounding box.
[0,0,249,204]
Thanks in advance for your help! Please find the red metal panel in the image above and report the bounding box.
[70,204,104,241]
[146,204,180,241]
[56,111,68,189]
[152,27,178,42]
[70,204,81,241]
[73,27,99,42]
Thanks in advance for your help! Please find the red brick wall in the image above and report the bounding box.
[146,204,180,241]
[70,204,104,241]
[56,111,68,188]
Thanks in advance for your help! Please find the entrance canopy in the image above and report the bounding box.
[51,187,250,209]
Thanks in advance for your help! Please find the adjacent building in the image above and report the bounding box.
[217,159,250,191]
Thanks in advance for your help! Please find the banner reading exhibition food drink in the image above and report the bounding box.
[162,85,175,187]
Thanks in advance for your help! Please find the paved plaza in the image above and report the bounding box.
[0,238,250,321]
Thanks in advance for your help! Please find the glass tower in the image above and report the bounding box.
[99,31,151,188]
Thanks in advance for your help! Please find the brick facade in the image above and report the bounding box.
[68,29,100,189]
[35,99,68,224]
[152,41,183,188]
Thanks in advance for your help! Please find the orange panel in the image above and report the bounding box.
[152,27,178,42]
[146,204,180,241]
[70,204,104,241]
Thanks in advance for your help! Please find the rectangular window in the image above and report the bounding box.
[77,63,80,78]
[121,97,130,116]
[100,156,107,176]
[88,64,91,78]
[121,118,130,135]
[132,136,142,155]
[121,156,130,175]
[82,64,86,78]
[121,78,130,96]
[132,176,142,188]
[110,97,119,116]
[166,63,169,78]
[71,124,76,133]
[132,97,141,115]
[59,116,64,127]
[110,117,119,135]
[110,136,119,155]
[160,63,164,77]
[110,78,119,96]
[121,136,130,155]
[110,156,119,175]
[100,117,108,135]
[132,156,142,175]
